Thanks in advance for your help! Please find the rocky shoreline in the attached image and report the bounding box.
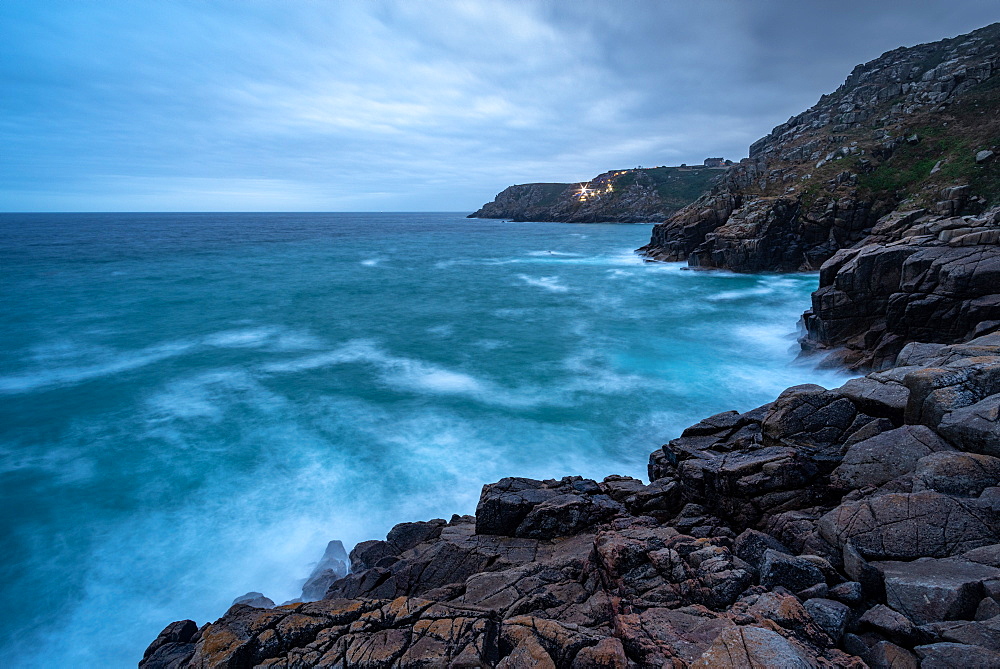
[141,24,1000,668]
[141,325,1000,668]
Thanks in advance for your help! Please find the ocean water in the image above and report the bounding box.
[0,212,850,666]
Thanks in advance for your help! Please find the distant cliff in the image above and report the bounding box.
[469,166,724,223]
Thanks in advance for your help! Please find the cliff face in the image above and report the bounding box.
[469,166,722,223]
[640,22,1000,368]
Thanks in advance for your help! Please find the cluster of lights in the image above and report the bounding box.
[575,180,616,201]
[574,170,631,201]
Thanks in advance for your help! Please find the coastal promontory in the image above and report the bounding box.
[468,164,726,223]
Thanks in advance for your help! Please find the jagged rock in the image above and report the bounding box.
[803,598,851,640]
[762,384,868,462]
[829,580,863,605]
[516,493,625,540]
[301,540,349,601]
[807,243,1000,370]
[690,625,818,668]
[926,615,1000,651]
[141,620,199,669]
[867,640,919,669]
[836,376,910,422]
[759,549,825,592]
[977,598,1000,620]
[937,393,1000,457]
[818,491,1000,560]
[476,477,562,536]
[232,592,275,609]
[874,557,1000,624]
[733,529,792,567]
[858,604,924,646]
[349,539,399,572]
[912,451,1000,497]
[904,355,1000,430]
[914,641,1000,667]
[832,424,953,489]
[387,520,446,552]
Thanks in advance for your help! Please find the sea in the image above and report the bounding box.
[0,212,851,666]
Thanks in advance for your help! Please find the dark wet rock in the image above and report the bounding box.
[141,620,199,669]
[842,542,886,600]
[965,544,1000,567]
[759,549,825,592]
[875,557,1000,624]
[301,540,349,602]
[232,591,275,609]
[762,385,868,463]
[733,529,792,568]
[914,641,1000,668]
[387,519,446,552]
[818,491,1000,560]
[837,376,910,423]
[912,451,1000,497]
[803,597,851,640]
[516,492,626,540]
[807,243,1000,370]
[690,625,822,668]
[832,425,953,489]
[829,580,863,605]
[926,615,1000,651]
[937,392,1000,457]
[349,539,399,572]
[867,640,919,669]
[476,477,562,536]
[904,354,1000,430]
[859,604,925,646]
[977,598,1000,620]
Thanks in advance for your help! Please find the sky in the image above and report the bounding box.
[2,1,999,212]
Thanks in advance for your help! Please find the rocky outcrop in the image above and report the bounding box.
[143,332,1000,668]
[640,22,1000,273]
[638,22,1000,370]
[469,166,722,223]
[802,206,1000,369]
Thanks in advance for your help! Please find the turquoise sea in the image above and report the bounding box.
[0,213,850,665]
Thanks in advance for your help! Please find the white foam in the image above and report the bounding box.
[516,274,569,292]
[0,341,195,394]
[203,327,278,348]
[706,285,776,301]
[526,250,581,257]
[360,258,381,266]
[426,324,454,337]
[262,340,544,407]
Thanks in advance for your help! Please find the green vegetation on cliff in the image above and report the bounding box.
[469,165,723,223]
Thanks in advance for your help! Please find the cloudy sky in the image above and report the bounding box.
[2,1,998,212]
